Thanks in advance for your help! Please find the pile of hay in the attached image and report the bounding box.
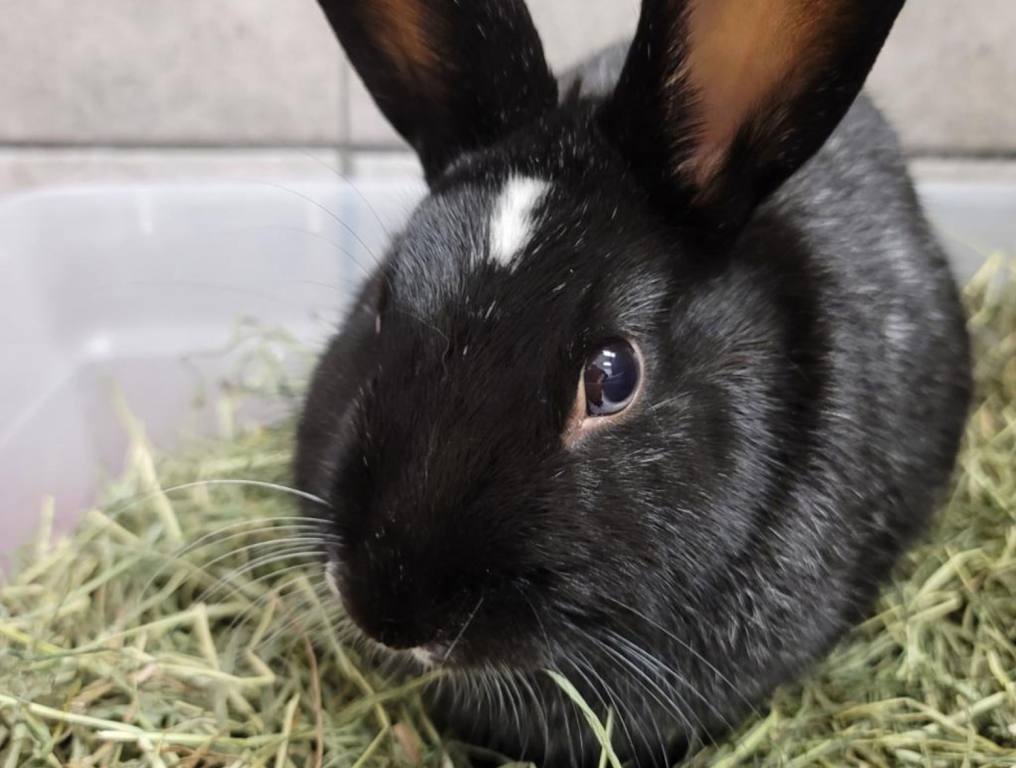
[2,259,1014,767]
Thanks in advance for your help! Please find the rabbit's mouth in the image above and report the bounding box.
[324,557,341,598]
[409,646,440,667]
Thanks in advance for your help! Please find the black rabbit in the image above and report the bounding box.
[295,1,971,765]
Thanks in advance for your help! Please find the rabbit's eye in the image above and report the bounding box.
[584,340,641,416]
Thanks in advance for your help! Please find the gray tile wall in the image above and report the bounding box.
[1,0,1014,193]
[0,0,345,146]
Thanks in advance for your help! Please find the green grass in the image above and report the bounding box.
[1,258,1014,767]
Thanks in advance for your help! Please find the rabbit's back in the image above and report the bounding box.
[756,93,971,577]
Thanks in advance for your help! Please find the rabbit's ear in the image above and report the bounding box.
[602,0,904,232]
[318,0,557,183]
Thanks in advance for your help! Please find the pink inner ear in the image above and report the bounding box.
[367,0,447,95]
[681,0,834,189]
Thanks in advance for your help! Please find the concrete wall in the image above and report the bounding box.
[1,0,1014,192]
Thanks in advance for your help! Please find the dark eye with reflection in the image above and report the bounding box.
[584,340,641,416]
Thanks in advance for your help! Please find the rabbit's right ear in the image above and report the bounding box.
[318,0,557,184]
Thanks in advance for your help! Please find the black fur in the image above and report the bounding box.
[296,2,971,765]
[317,0,557,183]
[601,0,906,233]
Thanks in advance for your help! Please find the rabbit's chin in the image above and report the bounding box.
[421,667,690,768]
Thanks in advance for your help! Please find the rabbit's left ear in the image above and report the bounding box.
[602,0,904,232]
[318,0,557,184]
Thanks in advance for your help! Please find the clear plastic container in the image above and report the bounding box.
[0,180,424,569]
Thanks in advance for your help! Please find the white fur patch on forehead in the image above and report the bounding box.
[488,176,550,269]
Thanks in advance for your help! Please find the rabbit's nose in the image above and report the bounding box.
[337,545,446,651]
